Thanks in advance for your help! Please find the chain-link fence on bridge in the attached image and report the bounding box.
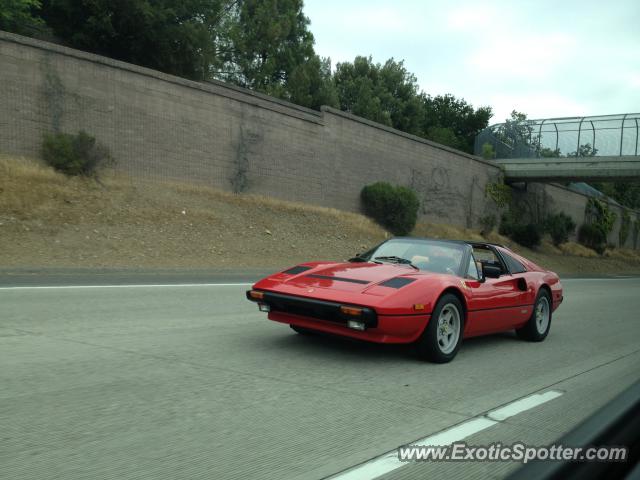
[475,113,640,159]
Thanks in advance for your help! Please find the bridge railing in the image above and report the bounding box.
[475,113,640,159]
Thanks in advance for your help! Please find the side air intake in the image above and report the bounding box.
[283,266,312,275]
[379,278,415,289]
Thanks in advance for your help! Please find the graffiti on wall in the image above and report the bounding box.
[410,167,486,228]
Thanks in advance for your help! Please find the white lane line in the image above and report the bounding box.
[328,390,563,480]
[0,283,253,290]
[409,417,498,446]
[564,277,639,281]
[330,418,498,480]
[487,390,563,421]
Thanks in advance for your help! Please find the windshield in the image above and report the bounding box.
[362,239,466,275]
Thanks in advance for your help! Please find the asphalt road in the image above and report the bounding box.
[1,275,639,480]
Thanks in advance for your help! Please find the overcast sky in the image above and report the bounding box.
[305,0,640,124]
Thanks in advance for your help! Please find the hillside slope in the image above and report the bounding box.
[1,156,639,274]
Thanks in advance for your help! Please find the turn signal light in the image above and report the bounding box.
[249,290,264,300]
[340,306,363,316]
[413,304,425,311]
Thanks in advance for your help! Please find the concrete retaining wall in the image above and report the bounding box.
[1,30,637,248]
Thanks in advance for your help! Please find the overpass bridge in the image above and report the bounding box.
[475,113,640,182]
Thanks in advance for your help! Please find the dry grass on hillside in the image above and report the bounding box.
[560,242,599,258]
[604,248,640,261]
[1,155,639,274]
[0,156,387,268]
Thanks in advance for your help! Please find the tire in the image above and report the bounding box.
[415,293,464,363]
[290,325,315,335]
[516,289,552,342]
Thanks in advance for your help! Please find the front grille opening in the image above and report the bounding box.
[270,298,343,323]
[262,292,377,328]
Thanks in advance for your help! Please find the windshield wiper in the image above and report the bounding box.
[373,256,419,270]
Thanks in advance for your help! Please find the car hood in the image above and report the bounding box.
[281,262,419,292]
[253,261,457,313]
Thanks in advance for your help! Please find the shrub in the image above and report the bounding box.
[499,213,542,248]
[498,212,515,237]
[578,223,607,254]
[585,198,616,238]
[42,130,112,176]
[479,214,496,236]
[510,223,542,248]
[360,182,419,236]
[481,143,495,160]
[544,212,576,246]
[579,198,617,254]
[485,182,512,209]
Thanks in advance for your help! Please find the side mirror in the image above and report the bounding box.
[482,264,502,279]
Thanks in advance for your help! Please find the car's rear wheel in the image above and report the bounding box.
[516,289,552,341]
[290,325,315,335]
[415,293,464,363]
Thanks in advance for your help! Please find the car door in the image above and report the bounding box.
[462,246,530,336]
[497,248,537,320]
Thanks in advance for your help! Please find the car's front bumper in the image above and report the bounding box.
[247,290,430,344]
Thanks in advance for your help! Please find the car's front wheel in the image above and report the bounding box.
[415,293,464,363]
[516,289,552,341]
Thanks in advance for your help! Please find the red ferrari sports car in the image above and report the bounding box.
[246,238,563,363]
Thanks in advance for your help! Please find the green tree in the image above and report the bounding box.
[286,55,338,110]
[224,0,314,92]
[334,58,491,151]
[218,0,335,109]
[591,182,640,210]
[494,110,539,156]
[422,94,492,153]
[39,0,224,80]
[569,143,597,157]
[424,126,464,150]
[539,147,560,157]
[333,56,424,135]
[0,0,44,34]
